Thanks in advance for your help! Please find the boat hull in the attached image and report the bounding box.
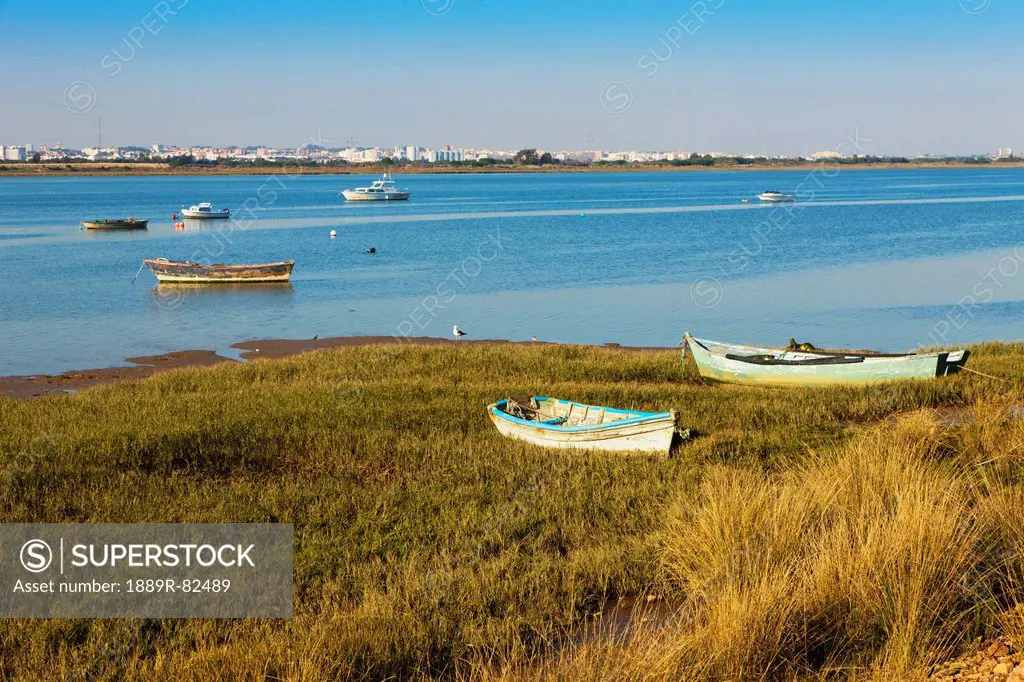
[179,209,231,218]
[341,191,410,201]
[684,334,969,387]
[144,259,295,283]
[487,397,676,454]
[82,219,148,230]
[757,193,795,202]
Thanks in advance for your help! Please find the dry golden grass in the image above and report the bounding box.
[644,407,1024,681]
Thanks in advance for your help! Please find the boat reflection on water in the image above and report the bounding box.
[175,220,211,232]
[151,282,294,309]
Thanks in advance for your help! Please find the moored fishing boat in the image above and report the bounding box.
[81,218,149,230]
[143,258,295,283]
[341,173,410,201]
[180,203,231,219]
[683,333,970,387]
[487,396,680,454]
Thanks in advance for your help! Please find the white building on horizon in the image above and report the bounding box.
[2,145,26,161]
[337,147,382,163]
[429,145,463,163]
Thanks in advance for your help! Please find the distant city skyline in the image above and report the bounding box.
[2,138,1018,166]
[1,0,1022,154]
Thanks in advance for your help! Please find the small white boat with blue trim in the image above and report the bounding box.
[487,396,679,454]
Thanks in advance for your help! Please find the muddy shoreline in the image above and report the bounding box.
[0,335,676,399]
[0,350,231,399]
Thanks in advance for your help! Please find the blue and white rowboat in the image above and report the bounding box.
[487,396,678,454]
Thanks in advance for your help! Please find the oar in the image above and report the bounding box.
[131,260,146,285]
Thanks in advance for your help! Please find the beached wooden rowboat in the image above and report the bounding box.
[683,333,970,387]
[143,258,295,283]
[487,396,679,454]
[81,218,149,230]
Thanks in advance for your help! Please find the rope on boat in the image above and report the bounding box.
[130,260,146,285]
[960,366,1011,383]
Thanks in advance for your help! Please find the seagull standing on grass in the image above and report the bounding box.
[453,324,466,340]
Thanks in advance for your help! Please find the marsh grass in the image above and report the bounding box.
[0,342,1022,679]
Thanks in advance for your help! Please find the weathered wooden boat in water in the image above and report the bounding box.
[683,333,970,387]
[487,396,679,454]
[143,258,295,283]
[81,218,149,230]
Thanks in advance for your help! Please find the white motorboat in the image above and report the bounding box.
[757,190,796,203]
[180,202,231,219]
[341,173,410,201]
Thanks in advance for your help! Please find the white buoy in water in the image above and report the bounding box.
[330,230,337,238]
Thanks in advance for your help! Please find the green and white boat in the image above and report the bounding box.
[683,333,970,388]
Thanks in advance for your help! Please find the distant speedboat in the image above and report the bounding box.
[81,217,148,230]
[757,191,796,203]
[180,202,231,219]
[341,173,410,201]
[144,258,294,283]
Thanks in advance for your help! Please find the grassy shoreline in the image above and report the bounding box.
[2,160,1023,177]
[1,341,1023,679]
[0,337,666,399]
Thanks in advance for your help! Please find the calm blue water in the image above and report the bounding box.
[1,168,1023,375]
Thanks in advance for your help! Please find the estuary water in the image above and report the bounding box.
[1,168,1023,375]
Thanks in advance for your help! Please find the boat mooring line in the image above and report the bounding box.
[130,260,146,285]
[959,366,1012,383]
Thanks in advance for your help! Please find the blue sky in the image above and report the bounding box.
[0,0,1021,154]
